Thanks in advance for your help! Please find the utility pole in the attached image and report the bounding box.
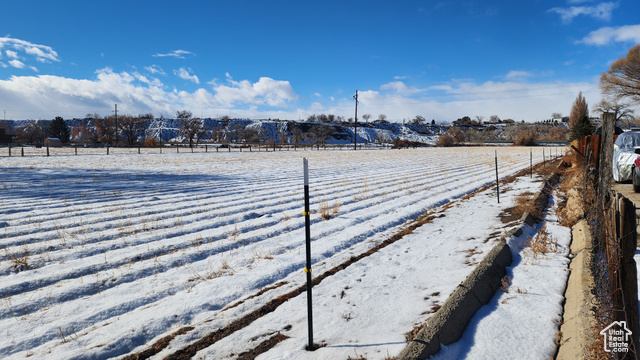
[353,90,358,151]
[114,104,118,147]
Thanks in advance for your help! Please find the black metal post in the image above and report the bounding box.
[75,146,78,155]
[21,147,24,157]
[495,151,500,203]
[530,148,533,178]
[47,146,50,156]
[543,148,546,168]
[303,158,314,350]
[8,144,11,157]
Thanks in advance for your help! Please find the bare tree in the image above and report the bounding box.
[412,115,426,125]
[551,112,562,119]
[93,115,117,145]
[489,115,500,123]
[310,124,335,144]
[290,122,303,145]
[362,114,371,123]
[594,98,635,122]
[600,45,640,102]
[120,115,146,146]
[377,114,387,121]
[475,115,485,123]
[569,91,589,130]
[16,120,47,144]
[179,118,203,147]
[139,113,154,121]
[176,110,193,120]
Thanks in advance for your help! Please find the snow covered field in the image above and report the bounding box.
[0,147,563,359]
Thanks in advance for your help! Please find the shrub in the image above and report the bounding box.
[513,129,538,146]
[144,137,158,147]
[436,134,455,147]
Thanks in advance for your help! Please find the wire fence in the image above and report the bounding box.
[583,133,640,358]
[0,142,400,157]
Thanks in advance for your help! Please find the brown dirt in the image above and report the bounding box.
[235,332,290,360]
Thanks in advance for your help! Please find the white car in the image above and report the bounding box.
[612,131,640,191]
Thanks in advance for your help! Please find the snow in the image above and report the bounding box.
[0,147,568,359]
[431,188,571,360]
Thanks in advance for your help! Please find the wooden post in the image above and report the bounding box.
[21,147,24,157]
[47,146,50,156]
[8,144,11,157]
[620,196,640,353]
[75,146,78,155]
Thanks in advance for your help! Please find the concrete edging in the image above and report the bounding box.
[397,240,512,359]
[555,220,596,360]
[397,169,562,360]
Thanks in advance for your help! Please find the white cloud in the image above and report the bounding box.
[173,67,200,84]
[548,2,617,23]
[505,70,534,80]
[9,59,25,68]
[305,79,603,123]
[211,74,298,107]
[145,64,166,75]
[580,24,640,45]
[394,75,409,80]
[0,69,300,119]
[380,81,422,94]
[314,92,322,97]
[0,37,59,63]
[152,50,194,59]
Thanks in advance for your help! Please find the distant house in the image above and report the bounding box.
[44,138,62,147]
[0,129,11,144]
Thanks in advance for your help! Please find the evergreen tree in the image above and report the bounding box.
[569,115,594,141]
[48,116,70,143]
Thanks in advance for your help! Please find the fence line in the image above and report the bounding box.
[0,142,403,157]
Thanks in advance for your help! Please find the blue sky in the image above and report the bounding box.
[0,0,638,122]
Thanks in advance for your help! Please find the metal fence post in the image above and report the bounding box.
[303,158,314,350]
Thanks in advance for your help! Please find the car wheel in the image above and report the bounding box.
[633,166,640,193]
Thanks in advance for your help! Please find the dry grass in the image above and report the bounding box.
[3,244,30,272]
[521,225,558,264]
[319,200,331,220]
[319,199,340,220]
[500,275,512,293]
[515,191,543,220]
[556,158,592,227]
